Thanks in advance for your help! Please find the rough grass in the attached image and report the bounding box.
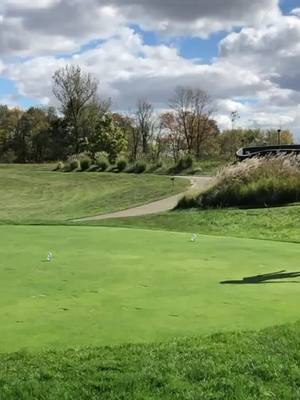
[0,164,188,224]
[1,322,300,399]
[178,155,300,208]
[91,205,300,243]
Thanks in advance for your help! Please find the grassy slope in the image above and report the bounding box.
[1,225,300,353]
[86,205,300,243]
[1,322,300,399]
[0,164,188,224]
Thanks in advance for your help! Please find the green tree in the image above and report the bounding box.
[0,107,23,161]
[112,113,136,161]
[86,113,127,163]
[26,107,51,162]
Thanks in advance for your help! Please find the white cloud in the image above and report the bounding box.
[292,8,300,17]
[219,14,300,115]
[1,0,300,137]
[0,1,125,56]
[4,28,269,110]
[1,0,59,9]
[0,0,280,56]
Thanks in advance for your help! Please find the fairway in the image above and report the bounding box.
[1,225,300,353]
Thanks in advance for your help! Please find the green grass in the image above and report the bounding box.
[1,322,300,399]
[0,164,188,224]
[1,164,300,399]
[1,224,300,353]
[88,205,300,243]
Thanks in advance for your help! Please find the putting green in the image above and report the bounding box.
[1,225,300,353]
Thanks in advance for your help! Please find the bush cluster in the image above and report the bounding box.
[59,154,217,176]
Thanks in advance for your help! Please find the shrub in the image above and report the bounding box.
[69,159,80,171]
[147,161,164,173]
[97,160,109,172]
[178,155,300,209]
[80,157,91,171]
[170,155,194,174]
[191,167,203,175]
[95,152,109,172]
[54,161,64,171]
[0,150,16,164]
[184,155,194,169]
[133,161,147,174]
[117,158,127,172]
[177,155,193,170]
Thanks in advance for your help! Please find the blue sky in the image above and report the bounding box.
[0,78,40,108]
[131,24,226,63]
[281,0,300,14]
[1,0,300,134]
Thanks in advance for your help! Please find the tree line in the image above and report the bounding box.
[0,65,294,164]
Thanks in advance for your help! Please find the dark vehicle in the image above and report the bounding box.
[236,144,300,161]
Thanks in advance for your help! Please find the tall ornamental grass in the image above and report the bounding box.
[178,155,300,208]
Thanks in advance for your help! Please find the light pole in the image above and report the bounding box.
[231,111,240,151]
[231,111,240,130]
[277,129,281,145]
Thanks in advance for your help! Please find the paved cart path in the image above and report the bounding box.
[73,176,212,222]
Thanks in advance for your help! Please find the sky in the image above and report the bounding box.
[0,0,300,135]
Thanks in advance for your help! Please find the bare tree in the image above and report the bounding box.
[169,86,213,159]
[135,99,154,156]
[52,65,98,153]
[160,112,183,162]
[130,125,140,162]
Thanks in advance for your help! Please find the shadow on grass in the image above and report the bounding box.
[220,270,300,285]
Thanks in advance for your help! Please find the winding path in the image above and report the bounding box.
[73,176,212,222]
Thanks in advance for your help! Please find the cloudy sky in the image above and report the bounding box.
[1,0,300,134]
